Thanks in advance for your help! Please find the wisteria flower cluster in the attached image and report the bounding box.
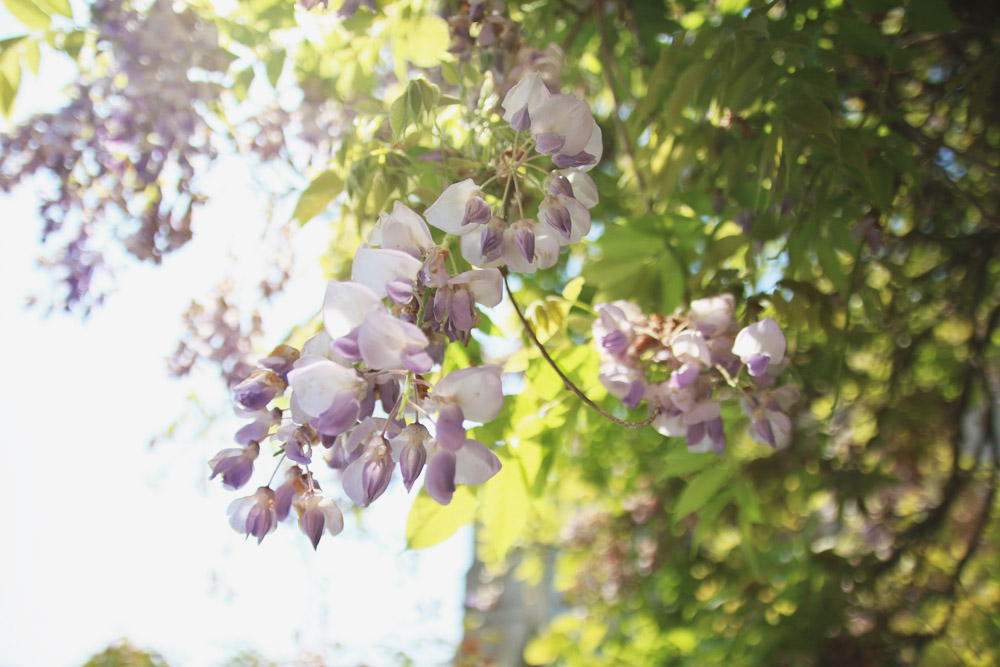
[594,295,798,454]
[207,61,607,547]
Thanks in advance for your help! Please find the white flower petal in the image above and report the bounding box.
[450,268,503,307]
[424,180,482,235]
[433,365,503,423]
[323,280,386,339]
[454,439,502,485]
[351,247,423,299]
[358,310,429,371]
[532,95,595,156]
[379,201,433,255]
[732,317,786,365]
[287,358,363,417]
[501,71,551,124]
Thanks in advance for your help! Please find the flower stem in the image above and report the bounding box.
[503,273,658,429]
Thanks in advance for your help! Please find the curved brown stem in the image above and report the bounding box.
[503,273,657,429]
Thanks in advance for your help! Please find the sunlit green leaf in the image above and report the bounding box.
[291,170,344,224]
[405,486,477,550]
[1,0,50,29]
[32,0,69,18]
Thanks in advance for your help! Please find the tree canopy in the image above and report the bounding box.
[2,0,999,664]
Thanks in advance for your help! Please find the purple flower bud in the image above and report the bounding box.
[514,226,535,262]
[480,224,504,262]
[752,417,776,448]
[536,132,565,155]
[426,451,457,505]
[209,442,259,490]
[300,503,325,548]
[360,439,394,506]
[511,105,531,132]
[544,204,573,238]
[436,403,466,452]
[552,151,596,169]
[400,438,427,492]
[385,278,414,305]
[477,20,496,46]
[313,393,361,436]
[295,492,344,549]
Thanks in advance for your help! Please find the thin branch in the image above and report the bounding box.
[504,273,657,429]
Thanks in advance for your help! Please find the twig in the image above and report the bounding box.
[504,273,657,429]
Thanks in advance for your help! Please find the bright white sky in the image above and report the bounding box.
[0,9,472,666]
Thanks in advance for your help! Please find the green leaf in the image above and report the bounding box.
[479,451,531,562]
[265,48,285,88]
[717,0,749,13]
[413,78,439,110]
[405,486,477,549]
[22,38,39,74]
[396,15,449,68]
[405,79,423,120]
[389,93,409,138]
[0,48,21,117]
[662,61,711,132]
[692,488,734,554]
[660,253,685,313]
[673,466,731,521]
[1,0,50,29]
[906,0,962,32]
[736,479,763,523]
[816,238,848,293]
[782,100,832,137]
[561,276,585,304]
[232,65,255,103]
[837,18,889,57]
[32,0,70,18]
[291,170,343,224]
[657,447,717,481]
[0,71,14,118]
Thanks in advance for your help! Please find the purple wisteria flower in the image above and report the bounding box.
[227,487,278,544]
[209,442,260,490]
[294,491,344,549]
[424,180,491,235]
[733,317,786,377]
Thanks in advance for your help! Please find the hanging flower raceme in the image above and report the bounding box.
[593,296,797,455]
[205,13,799,553]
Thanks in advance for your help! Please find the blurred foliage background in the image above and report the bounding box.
[3,0,999,664]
